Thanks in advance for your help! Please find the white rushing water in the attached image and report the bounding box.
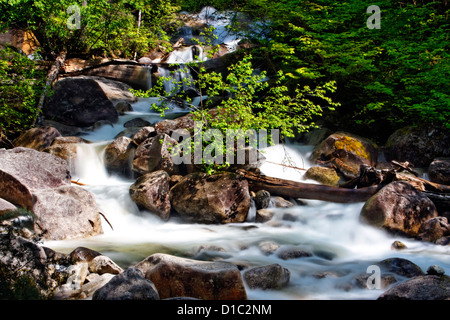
[44,96,450,300]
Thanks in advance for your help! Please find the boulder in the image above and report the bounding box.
[154,112,195,136]
[131,126,156,145]
[304,166,341,186]
[428,158,450,185]
[378,275,450,300]
[103,136,136,177]
[124,118,151,128]
[32,185,103,240]
[0,198,17,217]
[69,247,102,264]
[276,246,313,260]
[93,267,159,300]
[129,170,171,221]
[416,217,450,243]
[360,181,438,236]
[88,255,124,275]
[12,126,61,151]
[310,132,378,179]
[43,76,122,127]
[132,134,180,175]
[135,253,247,300]
[384,126,450,168]
[243,264,290,290]
[254,190,271,210]
[169,172,251,224]
[0,147,71,209]
[43,136,90,164]
[378,257,425,278]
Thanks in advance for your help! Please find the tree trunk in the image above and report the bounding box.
[237,169,383,203]
[34,51,67,126]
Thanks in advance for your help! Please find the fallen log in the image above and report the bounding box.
[237,169,384,203]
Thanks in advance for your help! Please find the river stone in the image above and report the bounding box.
[132,134,180,175]
[131,126,156,145]
[32,185,103,240]
[43,76,120,127]
[428,158,450,185]
[416,217,450,243]
[378,275,450,300]
[129,170,171,221]
[0,147,71,209]
[303,166,341,186]
[103,136,136,177]
[243,264,290,290]
[69,247,102,264]
[88,255,124,275]
[135,253,247,300]
[93,267,160,300]
[12,126,61,151]
[384,126,450,168]
[124,117,151,128]
[254,190,271,210]
[379,257,425,278]
[169,171,251,224]
[360,181,438,237]
[310,132,378,179]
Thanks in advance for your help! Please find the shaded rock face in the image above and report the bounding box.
[428,158,450,185]
[93,267,160,300]
[103,136,136,177]
[169,172,251,224]
[310,132,378,179]
[132,134,180,175]
[360,181,438,236]
[378,275,450,300]
[12,126,61,151]
[129,170,171,221]
[135,253,247,300]
[43,76,120,127]
[384,126,450,168]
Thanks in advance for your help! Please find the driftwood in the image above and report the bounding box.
[34,51,67,126]
[237,169,383,203]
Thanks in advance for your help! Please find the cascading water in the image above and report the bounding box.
[44,95,450,300]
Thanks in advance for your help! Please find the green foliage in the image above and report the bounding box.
[0,47,46,137]
[0,0,180,59]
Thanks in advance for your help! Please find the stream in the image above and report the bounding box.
[43,97,450,300]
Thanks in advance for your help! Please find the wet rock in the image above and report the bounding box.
[391,240,407,250]
[427,265,445,276]
[69,247,102,264]
[132,134,180,175]
[271,196,295,208]
[310,132,378,179]
[32,185,103,240]
[131,126,156,145]
[378,275,450,300]
[428,158,450,185]
[135,253,247,300]
[352,273,397,290]
[43,76,121,127]
[379,257,425,278]
[169,172,251,224]
[254,190,271,210]
[360,181,438,237]
[258,241,280,255]
[255,208,275,223]
[12,126,61,151]
[243,264,290,290]
[124,118,151,128]
[416,216,450,243]
[129,170,171,221]
[304,166,341,186]
[115,101,133,115]
[276,246,313,260]
[103,136,136,177]
[384,126,450,168]
[93,267,160,300]
[0,147,71,209]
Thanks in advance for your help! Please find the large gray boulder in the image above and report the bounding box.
[360,181,438,236]
[0,147,71,209]
[169,172,251,224]
[32,185,103,240]
[43,76,124,127]
[135,253,247,300]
